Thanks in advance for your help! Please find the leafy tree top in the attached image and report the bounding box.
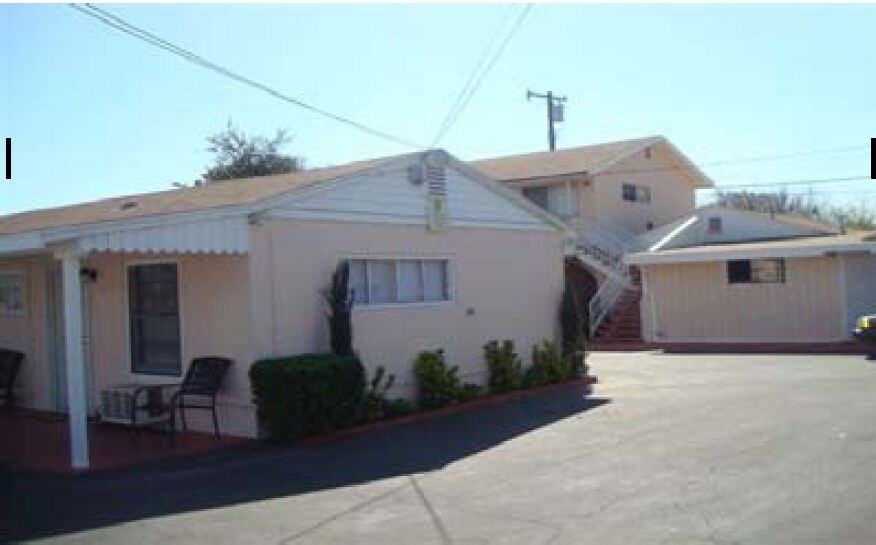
[201,122,303,183]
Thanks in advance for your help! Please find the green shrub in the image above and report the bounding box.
[413,349,461,409]
[566,350,589,379]
[484,340,523,394]
[560,281,586,356]
[322,262,354,356]
[384,398,417,419]
[459,382,485,402]
[250,353,366,442]
[525,339,570,387]
[361,365,396,423]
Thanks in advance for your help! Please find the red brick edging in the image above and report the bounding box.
[590,341,869,355]
[299,375,598,447]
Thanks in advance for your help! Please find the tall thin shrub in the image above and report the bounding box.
[322,261,354,355]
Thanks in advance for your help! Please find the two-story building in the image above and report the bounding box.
[472,136,714,344]
[474,136,875,350]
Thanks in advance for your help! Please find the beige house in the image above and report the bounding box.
[472,136,714,342]
[626,207,876,345]
[0,150,565,468]
[472,136,875,348]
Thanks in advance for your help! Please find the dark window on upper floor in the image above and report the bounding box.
[522,186,549,210]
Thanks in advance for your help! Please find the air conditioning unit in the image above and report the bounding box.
[100,384,171,426]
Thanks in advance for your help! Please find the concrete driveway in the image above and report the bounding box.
[5,352,876,544]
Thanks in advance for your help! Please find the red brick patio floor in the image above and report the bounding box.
[0,409,248,473]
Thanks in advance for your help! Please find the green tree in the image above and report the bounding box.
[716,189,875,232]
[201,122,303,183]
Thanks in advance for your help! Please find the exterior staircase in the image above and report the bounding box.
[565,217,647,349]
[591,267,644,348]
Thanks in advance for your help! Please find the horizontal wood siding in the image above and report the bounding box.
[642,256,844,342]
[275,163,548,229]
[844,254,876,332]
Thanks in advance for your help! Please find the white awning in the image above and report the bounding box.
[78,217,248,254]
[0,216,249,257]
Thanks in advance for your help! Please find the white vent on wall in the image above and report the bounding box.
[425,165,446,196]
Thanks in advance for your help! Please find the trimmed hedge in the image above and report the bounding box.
[250,353,366,442]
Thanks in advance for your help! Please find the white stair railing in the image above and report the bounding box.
[588,276,628,338]
[566,216,639,337]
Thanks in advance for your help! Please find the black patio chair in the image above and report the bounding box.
[168,357,233,444]
[0,348,23,409]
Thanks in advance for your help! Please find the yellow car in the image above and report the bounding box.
[854,315,876,360]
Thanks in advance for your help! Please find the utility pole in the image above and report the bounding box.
[527,89,567,151]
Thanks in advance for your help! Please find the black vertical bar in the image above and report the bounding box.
[4,138,9,180]
[547,91,556,152]
[871,138,874,179]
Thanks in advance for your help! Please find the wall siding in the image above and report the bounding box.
[844,254,876,333]
[248,219,564,398]
[85,253,255,437]
[641,256,845,342]
[276,163,548,229]
[591,144,698,234]
[0,257,50,410]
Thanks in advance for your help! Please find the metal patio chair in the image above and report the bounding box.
[165,356,233,445]
[0,348,23,409]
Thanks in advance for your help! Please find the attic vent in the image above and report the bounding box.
[120,201,138,211]
[425,165,446,196]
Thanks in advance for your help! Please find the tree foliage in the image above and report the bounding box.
[715,189,820,216]
[716,189,875,232]
[201,122,303,183]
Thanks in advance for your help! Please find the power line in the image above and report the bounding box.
[699,174,871,191]
[431,4,533,146]
[430,4,516,148]
[593,144,870,177]
[68,3,425,149]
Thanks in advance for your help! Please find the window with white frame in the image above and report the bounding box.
[128,263,181,375]
[0,272,24,316]
[347,259,450,306]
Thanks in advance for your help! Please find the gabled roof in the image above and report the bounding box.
[630,204,841,254]
[626,231,876,265]
[0,153,413,236]
[469,135,714,188]
[0,150,567,252]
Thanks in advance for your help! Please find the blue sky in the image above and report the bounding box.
[1,3,874,215]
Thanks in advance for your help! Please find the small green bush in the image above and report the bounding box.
[384,398,417,419]
[459,382,485,402]
[413,349,461,409]
[250,353,366,442]
[525,339,569,387]
[361,365,396,423]
[484,340,523,394]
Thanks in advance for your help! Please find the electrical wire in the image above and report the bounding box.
[430,4,517,148]
[588,144,870,177]
[699,175,871,190]
[68,3,425,149]
[431,4,534,146]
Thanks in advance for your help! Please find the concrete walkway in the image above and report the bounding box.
[6,352,876,543]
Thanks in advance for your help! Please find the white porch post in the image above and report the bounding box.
[56,246,89,469]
